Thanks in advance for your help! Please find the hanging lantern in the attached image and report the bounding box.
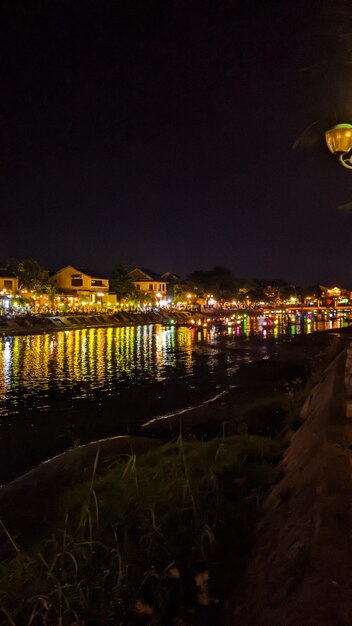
[325,123,352,169]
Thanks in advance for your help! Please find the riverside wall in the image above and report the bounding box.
[225,337,352,625]
[0,310,203,336]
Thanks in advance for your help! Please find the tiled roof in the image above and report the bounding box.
[161,272,181,283]
[54,266,108,280]
[128,267,164,281]
[76,268,108,280]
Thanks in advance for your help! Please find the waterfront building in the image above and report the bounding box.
[161,271,181,299]
[0,269,19,295]
[50,265,117,307]
[128,268,168,303]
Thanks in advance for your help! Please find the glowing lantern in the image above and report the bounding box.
[325,123,352,169]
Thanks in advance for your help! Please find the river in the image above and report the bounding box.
[0,314,349,482]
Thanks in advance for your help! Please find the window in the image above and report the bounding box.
[91,279,103,287]
[72,278,83,287]
[149,284,153,291]
[4,280,12,289]
[136,284,140,290]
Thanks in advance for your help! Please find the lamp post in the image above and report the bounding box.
[325,123,352,169]
[156,292,162,308]
[96,292,104,310]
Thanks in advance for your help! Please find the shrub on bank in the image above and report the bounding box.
[0,435,281,625]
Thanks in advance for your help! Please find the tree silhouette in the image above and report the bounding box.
[6,258,49,292]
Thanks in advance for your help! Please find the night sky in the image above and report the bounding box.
[1,0,352,285]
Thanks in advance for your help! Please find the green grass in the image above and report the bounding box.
[0,435,281,625]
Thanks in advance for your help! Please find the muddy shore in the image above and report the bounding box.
[142,327,346,439]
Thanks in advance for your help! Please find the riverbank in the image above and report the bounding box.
[225,332,352,625]
[0,433,282,625]
[142,326,346,439]
[0,327,349,624]
[0,322,343,485]
[0,310,200,336]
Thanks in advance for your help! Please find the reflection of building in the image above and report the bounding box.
[0,269,18,294]
[50,265,116,306]
[128,268,168,302]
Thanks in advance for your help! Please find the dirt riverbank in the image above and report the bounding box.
[142,327,345,439]
[225,333,352,625]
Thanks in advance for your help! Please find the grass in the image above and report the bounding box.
[0,434,282,625]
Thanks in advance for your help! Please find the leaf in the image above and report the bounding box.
[337,201,352,213]
[292,120,321,150]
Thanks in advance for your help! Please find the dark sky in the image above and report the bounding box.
[1,0,352,285]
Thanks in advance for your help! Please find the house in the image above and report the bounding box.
[128,268,168,302]
[160,271,181,298]
[50,265,116,307]
[0,269,19,295]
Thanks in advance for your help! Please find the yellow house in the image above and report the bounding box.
[128,268,168,302]
[50,265,116,307]
[0,269,19,295]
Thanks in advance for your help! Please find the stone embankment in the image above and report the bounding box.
[0,310,201,336]
[225,336,352,625]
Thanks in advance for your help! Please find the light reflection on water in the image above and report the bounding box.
[0,315,348,417]
[0,325,195,413]
[227,312,349,339]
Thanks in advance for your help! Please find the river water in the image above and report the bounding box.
[0,314,348,482]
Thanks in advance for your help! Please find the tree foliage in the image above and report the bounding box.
[109,263,136,299]
[6,257,49,292]
[186,266,239,301]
